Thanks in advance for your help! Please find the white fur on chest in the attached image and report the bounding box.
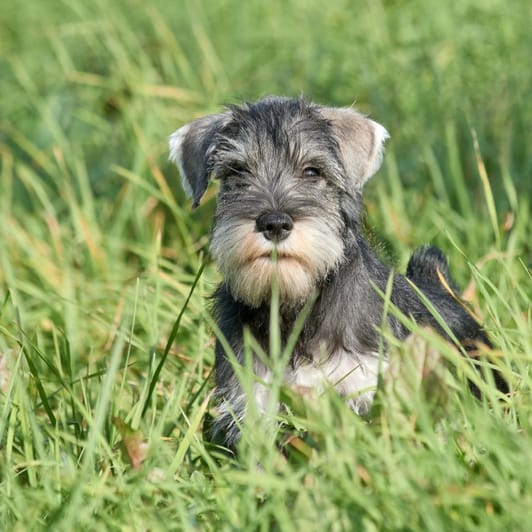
[287,350,387,414]
[253,349,387,417]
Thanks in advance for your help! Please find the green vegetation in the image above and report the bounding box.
[0,0,530,529]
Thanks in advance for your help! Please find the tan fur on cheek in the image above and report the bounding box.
[210,220,263,269]
[238,231,272,263]
[210,217,345,307]
[281,218,345,277]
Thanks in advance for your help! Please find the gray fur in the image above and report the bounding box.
[169,96,507,450]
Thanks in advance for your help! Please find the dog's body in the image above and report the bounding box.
[169,97,506,449]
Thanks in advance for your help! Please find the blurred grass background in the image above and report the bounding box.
[0,0,531,529]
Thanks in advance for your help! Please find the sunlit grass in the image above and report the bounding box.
[0,0,531,529]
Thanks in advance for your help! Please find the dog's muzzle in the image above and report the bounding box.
[255,212,294,242]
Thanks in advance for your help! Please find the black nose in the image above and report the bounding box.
[256,212,294,242]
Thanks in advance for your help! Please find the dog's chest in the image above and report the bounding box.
[285,349,387,414]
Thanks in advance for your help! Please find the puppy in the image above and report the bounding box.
[169,96,507,449]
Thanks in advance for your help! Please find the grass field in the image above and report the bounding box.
[1,0,531,529]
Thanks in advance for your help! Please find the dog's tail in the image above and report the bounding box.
[406,244,459,294]
[406,245,509,395]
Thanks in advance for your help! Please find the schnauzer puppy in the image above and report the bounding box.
[169,96,507,449]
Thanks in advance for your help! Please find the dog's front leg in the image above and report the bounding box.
[212,343,276,450]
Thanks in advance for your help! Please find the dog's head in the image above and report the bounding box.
[169,97,389,307]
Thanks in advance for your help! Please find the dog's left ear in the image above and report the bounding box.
[319,107,389,188]
[169,113,228,207]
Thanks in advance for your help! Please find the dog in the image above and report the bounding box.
[169,96,508,449]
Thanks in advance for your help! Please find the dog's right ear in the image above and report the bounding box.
[169,113,228,207]
[319,106,389,189]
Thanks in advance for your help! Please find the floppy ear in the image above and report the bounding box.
[319,107,389,188]
[168,113,228,207]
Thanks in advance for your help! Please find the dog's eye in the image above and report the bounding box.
[222,172,250,191]
[217,163,249,182]
[228,163,248,176]
[229,180,249,190]
[302,167,321,178]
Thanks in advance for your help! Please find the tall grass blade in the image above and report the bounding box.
[471,128,501,248]
[141,260,206,417]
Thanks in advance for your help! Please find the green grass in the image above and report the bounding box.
[0,0,531,529]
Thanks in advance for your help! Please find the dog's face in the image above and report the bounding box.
[169,97,389,307]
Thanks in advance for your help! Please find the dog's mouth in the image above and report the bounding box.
[252,252,310,269]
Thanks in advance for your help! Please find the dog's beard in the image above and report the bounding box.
[211,217,344,307]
